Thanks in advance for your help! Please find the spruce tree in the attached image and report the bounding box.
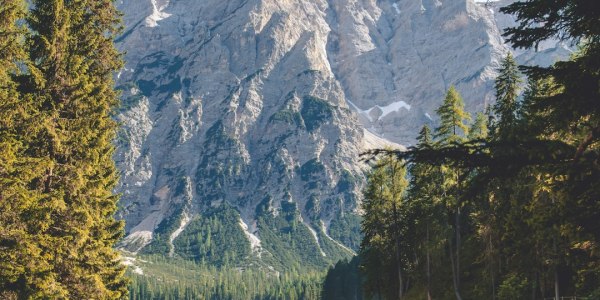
[491,53,521,138]
[468,113,489,141]
[12,0,129,298]
[0,1,60,298]
[417,125,433,148]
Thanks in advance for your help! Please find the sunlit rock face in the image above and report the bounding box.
[113,0,567,264]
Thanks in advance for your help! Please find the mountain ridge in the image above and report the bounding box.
[113,0,569,270]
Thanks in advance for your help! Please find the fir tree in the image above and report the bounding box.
[501,2,600,295]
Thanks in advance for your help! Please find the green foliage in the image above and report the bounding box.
[299,158,325,182]
[258,202,327,270]
[321,256,363,300]
[497,273,529,300]
[360,155,410,299]
[327,214,362,252]
[361,1,600,298]
[300,96,333,132]
[434,86,471,145]
[490,53,521,138]
[468,112,489,141]
[172,206,251,267]
[195,120,247,202]
[126,255,324,300]
[0,2,50,299]
[0,0,129,298]
[270,109,303,126]
[141,207,185,255]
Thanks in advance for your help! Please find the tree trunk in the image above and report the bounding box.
[490,235,496,300]
[554,267,559,300]
[552,196,560,300]
[553,255,560,300]
[394,202,404,299]
[426,223,432,300]
[456,169,463,290]
[456,205,461,288]
[449,239,463,300]
[397,244,403,299]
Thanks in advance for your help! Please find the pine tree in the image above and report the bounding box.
[491,53,521,138]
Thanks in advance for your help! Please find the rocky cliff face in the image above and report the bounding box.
[113,0,568,268]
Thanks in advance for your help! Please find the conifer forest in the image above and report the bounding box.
[0,0,598,299]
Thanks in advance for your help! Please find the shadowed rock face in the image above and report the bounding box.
[113,0,568,262]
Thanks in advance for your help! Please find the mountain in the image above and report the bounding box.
[113,0,569,270]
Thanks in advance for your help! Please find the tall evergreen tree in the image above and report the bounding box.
[0,1,59,298]
[0,0,131,298]
[434,87,471,300]
[360,155,409,299]
[435,86,471,145]
[468,113,489,141]
[491,53,521,138]
[408,125,447,300]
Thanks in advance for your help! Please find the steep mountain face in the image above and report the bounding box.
[113,0,566,269]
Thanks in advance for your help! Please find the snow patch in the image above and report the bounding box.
[145,0,171,27]
[392,3,401,15]
[377,100,412,118]
[347,99,411,123]
[239,218,263,256]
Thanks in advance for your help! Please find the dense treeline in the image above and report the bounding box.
[126,255,323,300]
[0,0,128,298]
[321,256,363,300]
[358,0,599,299]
